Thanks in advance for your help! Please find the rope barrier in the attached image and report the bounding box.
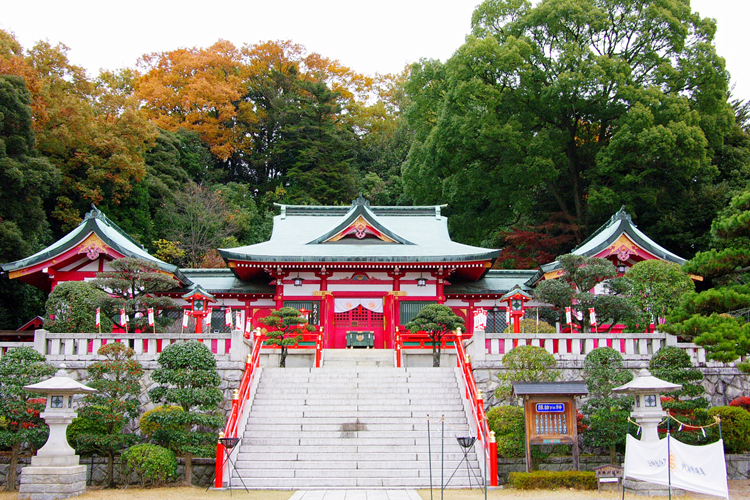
[627,414,721,437]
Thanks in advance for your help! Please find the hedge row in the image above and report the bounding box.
[507,470,597,490]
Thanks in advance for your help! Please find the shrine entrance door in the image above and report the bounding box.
[332,304,385,349]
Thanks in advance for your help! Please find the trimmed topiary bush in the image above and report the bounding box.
[122,443,177,487]
[508,470,597,490]
[707,406,750,454]
[139,405,184,438]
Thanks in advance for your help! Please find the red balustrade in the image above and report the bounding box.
[214,328,323,488]
[214,331,263,488]
[455,331,498,487]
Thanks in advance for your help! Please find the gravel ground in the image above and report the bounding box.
[0,482,746,500]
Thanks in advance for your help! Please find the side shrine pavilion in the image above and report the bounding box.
[1,198,687,344]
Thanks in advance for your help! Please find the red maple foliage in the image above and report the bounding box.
[494,213,579,269]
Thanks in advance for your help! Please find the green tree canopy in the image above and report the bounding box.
[403,0,735,254]
[91,258,178,332]
[404,304,465,367]
[581,347,633,463]
[495,345,558,402]
[625,260,695,327]
[649,346,708,411]
[534,254,638,332]
[43,281,112,333]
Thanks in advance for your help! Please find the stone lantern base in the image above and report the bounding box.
[18,465,87,500]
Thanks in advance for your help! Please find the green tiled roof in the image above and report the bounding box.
[220,198,501,264]
[1,207,190,285]
[445,270,537,294]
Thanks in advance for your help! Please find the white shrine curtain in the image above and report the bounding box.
[334,298,383,313]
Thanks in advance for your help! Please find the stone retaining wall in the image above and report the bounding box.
[472,361,750,408]
[0,456,217,488]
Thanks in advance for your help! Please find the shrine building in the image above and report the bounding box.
[1,199,686,343]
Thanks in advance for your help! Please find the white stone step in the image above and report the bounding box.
[229,366,482,489]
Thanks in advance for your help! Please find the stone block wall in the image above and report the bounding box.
[0,456,217,488]
[472,360,750,409]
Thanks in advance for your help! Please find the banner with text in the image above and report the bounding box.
[623,434,728,499]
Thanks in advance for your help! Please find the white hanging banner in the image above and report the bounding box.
[235,310,242,331]
[589,308,597,327]
[473,308,487,331]
[225,307,233,327]
[334,298,383,313]
[565,307,572,325]
[624,434,728,499]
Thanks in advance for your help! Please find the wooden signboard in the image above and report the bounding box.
[512,381,588,473]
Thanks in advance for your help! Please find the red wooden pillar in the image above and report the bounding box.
[317,291,334,348]
[383,293,395,349]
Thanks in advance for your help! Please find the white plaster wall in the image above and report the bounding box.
[401,284,436,296]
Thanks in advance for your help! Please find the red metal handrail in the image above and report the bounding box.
[214,327,323,488]
[214,330,263,488]
[455,331,498,486]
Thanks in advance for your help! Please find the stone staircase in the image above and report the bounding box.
[230,351,484,489]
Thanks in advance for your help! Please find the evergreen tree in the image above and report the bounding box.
[74,342,144,487]
[0,347,55,491]
[258,307,316,368]
[146,341,223,486]
[404,304,465,367]
[534,254,639,332]
[92,258,178,331]
[581,347,633,463]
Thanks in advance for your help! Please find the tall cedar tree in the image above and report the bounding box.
[0,347,55,491]
[258,307,316,367]
[147,341,223,486]
[92,258,178,332]
[74,343,144,487]
[404,304,464,367]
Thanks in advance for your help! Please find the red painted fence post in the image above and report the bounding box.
[214,434,225,489]
[489,430,498,486]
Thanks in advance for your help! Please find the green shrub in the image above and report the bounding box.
[707,406,750,453]
[122,444,177,487]
[496,345,558,401]
[487,405,526,458]
[139,405,183,437]
[508,470,597,490]
[66,415,109,454]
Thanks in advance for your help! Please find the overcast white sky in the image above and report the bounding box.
[1,0,748,102]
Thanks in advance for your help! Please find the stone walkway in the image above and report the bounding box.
[289,491,422,500]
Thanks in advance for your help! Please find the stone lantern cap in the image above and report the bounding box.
[611,368,681,395]
[24,365,96,395]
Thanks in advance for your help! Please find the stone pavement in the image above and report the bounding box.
[289,490,423,500]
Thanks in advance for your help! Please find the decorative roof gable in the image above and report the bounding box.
[307,197,413,245]
[1,206,190,291]
[528,207,686,285]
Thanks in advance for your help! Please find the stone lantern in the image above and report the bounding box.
[19,365,96,500]
[612,368,681,442]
